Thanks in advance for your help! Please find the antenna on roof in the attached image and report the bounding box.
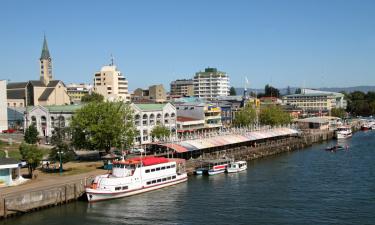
[110,54,115,66]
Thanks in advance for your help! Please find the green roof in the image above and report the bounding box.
[134,104,167,111]
[27,105,83,113]
[40,35,51,60]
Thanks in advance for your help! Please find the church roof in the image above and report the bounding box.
[40,36,51,60]
[7,82,28,89]
[29,80,45,87]
[38,88,55,101]
[7,89,26,99]
[47,80,61,87]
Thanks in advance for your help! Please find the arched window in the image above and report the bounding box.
[164,113,169,118]
[149,114,155,125]
[171,113,176,118]
[134,114,140,126]
[142,114,148,126]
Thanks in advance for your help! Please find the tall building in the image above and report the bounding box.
[0,80,8,130]
[193,67,230,100]
[93,62,130,102]
[170,79,194,97]
[7,36,70,107]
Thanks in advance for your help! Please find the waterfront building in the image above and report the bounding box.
[176,116,205,133]
[132,84,167,103]
[67,83,93,104]
[193,67,230,100]
[6,36,71,107]
[174,102,222,131]
[170,79,194,97]
[131,103,176,144]
[0,80,8,131]
[282,89,347,114]
[93,62,130,102]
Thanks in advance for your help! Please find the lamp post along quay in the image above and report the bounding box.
[57,150,64,175]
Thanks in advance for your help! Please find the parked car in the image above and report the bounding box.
[2,128,16,134]
[130,148,145,154]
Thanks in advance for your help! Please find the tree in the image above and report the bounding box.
[49,127,75,166]
[151,125,171,140]
[229,87,237,96]
[264,84,280,98]
[331,108,346,119]
[260,105,291,126]
[19,143,43,177]
[24,124,39,144]
[233,103,257,127]
[70,101,136,152]
[81,92,104,103]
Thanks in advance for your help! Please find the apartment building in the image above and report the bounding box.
[193,68,230,100]
[170,79,194,97]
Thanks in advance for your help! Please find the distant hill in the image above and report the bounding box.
[235,86,375,96]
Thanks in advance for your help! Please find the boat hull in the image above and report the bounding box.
[336,133,352,139]
[208,169,226,175]
[227,166,247,173]
[86,175,187,202]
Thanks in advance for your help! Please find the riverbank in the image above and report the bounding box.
[0,129,336,219]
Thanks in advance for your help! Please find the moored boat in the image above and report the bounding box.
[335,126,352,139]
[226,161,247,173]
[206,159,231,175]
[85,156,187,202]
[361,124,371,131]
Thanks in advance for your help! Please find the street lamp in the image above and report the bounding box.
[57,149,64,175]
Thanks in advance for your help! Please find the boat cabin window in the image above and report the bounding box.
[115,187,121,191]
[167,177,171,180]
[151,169,155,172]
[161,166,165,170]
[162,178,167,181]
[171,164,175,168]
[172,175,176,179]
[147,181,151,185]
[166,166,171,169]
[152,180,156,184]
[145,169,150,173]
[120,165,125,168]
[156,167,160,171]
[122,186,128,190]
[157,179,161,182]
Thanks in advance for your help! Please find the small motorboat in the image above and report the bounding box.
[325,145,345,151]
[227,161,247,173]
[195,168,207,175]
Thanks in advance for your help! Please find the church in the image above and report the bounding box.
[7,36,70,107]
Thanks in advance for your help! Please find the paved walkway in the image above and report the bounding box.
[0,169,106,196]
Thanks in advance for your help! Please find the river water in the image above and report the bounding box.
[2,131,375,225]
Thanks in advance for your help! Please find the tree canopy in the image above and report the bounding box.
[70,101,136,152]
[264,84,280,98]
[81,92,104,103]
[19,143,43,177]
[233,103,257,127]
[260,105,292,126]
[151,125,171,140]
[24,124,39,144]
[345,91,375,116]
[331,108,346,119]
[49,127,75,164]
[229,87,237,96]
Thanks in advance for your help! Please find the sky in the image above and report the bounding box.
[1,0,375,90]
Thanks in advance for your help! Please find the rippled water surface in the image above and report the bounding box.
[2,132,375,225]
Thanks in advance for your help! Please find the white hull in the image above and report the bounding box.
[227,166,247,173]
[86,175,187,202]
[336,132,352,139]
[208,169,226,175]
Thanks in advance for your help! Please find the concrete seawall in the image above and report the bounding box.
[0,130,335,219]
[0,177,94,218]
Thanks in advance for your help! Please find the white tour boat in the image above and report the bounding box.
[335,126,352,139]
[206,159,231,175]
[86,156,187,202]
[226,161,247,173]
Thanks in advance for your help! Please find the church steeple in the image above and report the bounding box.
[39,35,52,85]
[40,35,51,60]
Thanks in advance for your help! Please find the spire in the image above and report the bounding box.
[40,35,51,60]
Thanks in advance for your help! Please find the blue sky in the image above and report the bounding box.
[1,0,374,90]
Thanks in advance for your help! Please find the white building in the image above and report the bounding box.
[131,103,177,144]
[93,63,130,102]
[0,80,8,131]
[193,68,230,100]
[282,89,347,113]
